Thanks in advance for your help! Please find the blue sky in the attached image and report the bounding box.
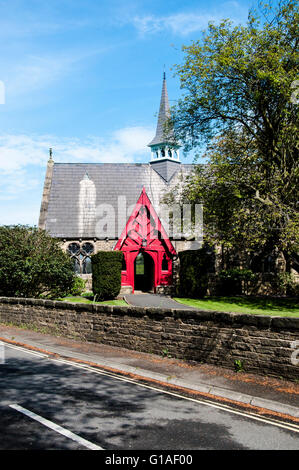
[0,0,257,226]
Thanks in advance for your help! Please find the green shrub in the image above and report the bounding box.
[273,272,298,296]
[0,225,74,299]
[217,268,256,295]
[70,276,86,296]
[91,251,123,300]
[178,248,212,298]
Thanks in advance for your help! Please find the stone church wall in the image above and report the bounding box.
[60,238,190,295]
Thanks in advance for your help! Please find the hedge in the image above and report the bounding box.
[178,248,214,298]
[91,251,123,300]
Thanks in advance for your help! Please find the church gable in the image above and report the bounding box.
[38,72,197,294]
[115,186,176,256]
[115,187,177,293]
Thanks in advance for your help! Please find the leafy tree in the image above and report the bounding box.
[0,225,75,298]
[169,0,299,270]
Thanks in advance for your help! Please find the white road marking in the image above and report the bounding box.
[4,343,49,358]
[9,404,103,450]
[48,356,299,433]
[4,342,299,434]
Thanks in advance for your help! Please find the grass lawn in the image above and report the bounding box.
[173,296,299,317]
[57,294,127,306]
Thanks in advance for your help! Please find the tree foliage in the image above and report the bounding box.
[0,225,75,298]
[169,0,299,270]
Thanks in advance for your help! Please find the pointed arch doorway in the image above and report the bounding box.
[134,251,154,292]
[114,187,177,294]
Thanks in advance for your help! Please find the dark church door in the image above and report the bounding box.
[134,252,154,292]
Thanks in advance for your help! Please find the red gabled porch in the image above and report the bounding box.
[114,187,177,293]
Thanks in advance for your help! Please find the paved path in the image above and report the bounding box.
[125,293,198,309]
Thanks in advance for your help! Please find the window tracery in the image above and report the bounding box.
[67,242,94,274]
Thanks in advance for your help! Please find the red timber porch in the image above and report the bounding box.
[114,187,177,293]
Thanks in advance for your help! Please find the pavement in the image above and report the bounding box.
[0,323,298,422]
[125,293,198,309]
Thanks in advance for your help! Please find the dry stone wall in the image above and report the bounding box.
[0,297,298,381]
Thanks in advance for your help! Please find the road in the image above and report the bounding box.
[0,342,298,452]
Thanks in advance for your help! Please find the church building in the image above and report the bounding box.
[38,74,199,294]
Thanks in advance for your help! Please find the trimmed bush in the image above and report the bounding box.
[178,248,213,298]
[92,251,123,300]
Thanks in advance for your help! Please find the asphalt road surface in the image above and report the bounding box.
[0,343,298,452]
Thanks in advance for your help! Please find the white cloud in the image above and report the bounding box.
[0,205,41,226]
[131,3,247,37]
[0,170,40,201]
[132,12,222,36]
[0,126,154,202]
[114,126,154,153]
[52,126,154,164]
[0,134,51,172]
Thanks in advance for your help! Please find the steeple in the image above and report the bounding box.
[148,72,180,163]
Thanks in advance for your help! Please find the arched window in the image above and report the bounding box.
[68,243,80,256]
[168,149,172,158]
[82,242,94,255]
[162,253,168,271]
[67,242,94,274]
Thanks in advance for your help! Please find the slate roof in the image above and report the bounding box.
[150,159,182,182]
[148,73,176,147]
[44,161,194,239]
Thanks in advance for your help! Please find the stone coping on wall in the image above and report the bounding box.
[0,296,298,331]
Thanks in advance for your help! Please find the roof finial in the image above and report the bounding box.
[163,64,166,80]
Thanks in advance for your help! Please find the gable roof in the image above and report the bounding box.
[115,186,177,255]
[42,161,194,239]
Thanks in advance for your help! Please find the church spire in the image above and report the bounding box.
[148,72,180,162]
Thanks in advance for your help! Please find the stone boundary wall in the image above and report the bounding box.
[0,297,298,381]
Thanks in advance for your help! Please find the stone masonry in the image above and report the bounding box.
[0,297,298,381]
